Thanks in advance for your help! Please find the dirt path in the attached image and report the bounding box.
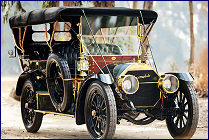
[1,76,208,139]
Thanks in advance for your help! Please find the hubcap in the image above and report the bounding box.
[92,110,96,117]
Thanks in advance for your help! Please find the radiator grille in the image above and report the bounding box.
[125,70,160,107]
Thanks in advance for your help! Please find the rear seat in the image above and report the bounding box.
[24,42,50,60]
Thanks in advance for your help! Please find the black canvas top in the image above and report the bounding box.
[9,7,158,28]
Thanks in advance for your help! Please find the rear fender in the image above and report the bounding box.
[16,70,47,96]
[75,74,113,125]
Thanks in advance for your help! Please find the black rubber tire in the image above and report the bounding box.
[46,53,73,112]
[166,81,199,139]
[85,81,117,139]
[21,80,43,133]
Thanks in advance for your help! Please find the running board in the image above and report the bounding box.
[34,110,75,117]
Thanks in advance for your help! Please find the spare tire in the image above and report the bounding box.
[46,53,73,112]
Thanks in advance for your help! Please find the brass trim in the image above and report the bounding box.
[88,54,140,57]
[11,29,23,52]
[75,57,77,83]
[137,17,140,37]
[158,74,179,94]
[92,110,96,117]
[21,27,27,45]
[118,75,139,95]
[34,110,75,117]
[17,26,27,56]
[57,73,84,82]
[79,16,83,54]
[137,17,142,60]
[45,24,51,51]
[36,94,39,109]
[36,93,50,96]
[140,82,158,84]
[20,26,27,56]
[36,75,43,80]
[25,103,29,109]
[82,35,138,37]
[90,60,135,63]
[63,78,85,81]
[160,91,162,99]
[19,27,21,48]
[63,79,74,81]
[77,82,81,92]
[49,20,58,53]
[118,63,160,78]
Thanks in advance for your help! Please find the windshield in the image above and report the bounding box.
[82,16,140,55]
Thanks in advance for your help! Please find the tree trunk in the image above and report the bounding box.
[189,1,195,70]
[63,1,77,7]
[143,1,153,9]
[51,1,59,7]
[93,1,115,7]
[132,1,138,9]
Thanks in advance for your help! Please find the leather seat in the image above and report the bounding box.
[87,43,122,55]
[24,42,49,60]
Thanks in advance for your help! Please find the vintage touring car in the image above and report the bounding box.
[9,7,199,139]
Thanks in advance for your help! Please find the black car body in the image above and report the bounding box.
[9,7,199,139]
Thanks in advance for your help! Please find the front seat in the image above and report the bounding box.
[87,43,122,55]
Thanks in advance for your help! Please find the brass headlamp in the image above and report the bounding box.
[118,75,139,94]
[158,74,179,93]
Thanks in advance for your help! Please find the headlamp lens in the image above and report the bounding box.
[122,75,139,94]
[123,79,132,91]
[163,75,179,93]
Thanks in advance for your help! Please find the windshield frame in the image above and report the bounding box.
[79,16,144,56]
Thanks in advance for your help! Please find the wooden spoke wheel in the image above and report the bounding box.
[21,80,43,133]
[166,81,199,139]
[85,81,117,139]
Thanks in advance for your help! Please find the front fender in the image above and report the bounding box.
[75,74,113,125]
[165,72,194,82]
[89,74,114,84]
